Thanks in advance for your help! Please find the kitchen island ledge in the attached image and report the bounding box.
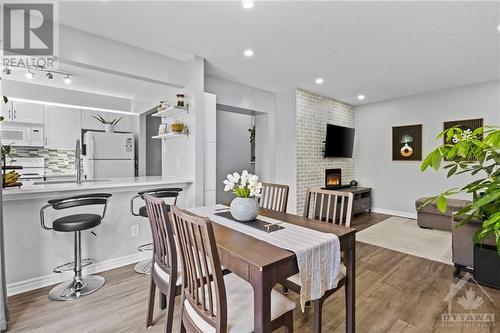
[2,176,193,294]
[3,176,193,201]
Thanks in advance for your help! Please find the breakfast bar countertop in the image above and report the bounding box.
[2,176,194,201]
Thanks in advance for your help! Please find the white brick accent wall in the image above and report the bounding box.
[295,89,355,214]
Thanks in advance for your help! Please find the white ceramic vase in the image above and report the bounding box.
[104,124,115,133]
[230,197,259,222]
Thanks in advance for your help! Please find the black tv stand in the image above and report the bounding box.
[321,185,352,190]
[319,186,372,215]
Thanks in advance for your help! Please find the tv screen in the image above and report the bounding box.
[324,124,355,158]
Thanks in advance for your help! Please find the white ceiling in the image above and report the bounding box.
[57,1,500,105]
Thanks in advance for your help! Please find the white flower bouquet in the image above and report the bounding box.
[223,170,262,198]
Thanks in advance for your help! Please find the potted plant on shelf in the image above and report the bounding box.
[223,170,263,221]
[421,125,499,286]
[170,120,186,134]
[91,114,122,133]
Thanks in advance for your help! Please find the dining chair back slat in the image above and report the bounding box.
[259,182,289,213]
[144,194,176,277]
[170,206,228,333]
[303,188,354,227]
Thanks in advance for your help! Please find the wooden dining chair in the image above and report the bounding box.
[283,188,354,333]
[143,194,182,332]
[259,182,289,212]
[170,206,296,333]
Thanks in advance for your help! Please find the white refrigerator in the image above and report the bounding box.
[83,131,135,179]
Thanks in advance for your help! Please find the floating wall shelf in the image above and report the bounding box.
[152,132,188,140]
[152,105,189,119]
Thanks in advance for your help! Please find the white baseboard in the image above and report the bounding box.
[371,207,417,220]
[7,252,150,296]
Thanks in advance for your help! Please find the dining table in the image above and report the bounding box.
[205,207,357,333]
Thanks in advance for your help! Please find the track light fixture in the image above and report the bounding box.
[5,65,73,83]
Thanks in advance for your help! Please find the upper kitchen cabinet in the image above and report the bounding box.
[1,101,44,124]
[44,106,81,150]
[81,110,131,132]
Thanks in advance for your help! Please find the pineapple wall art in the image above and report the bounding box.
[392,124,422,161]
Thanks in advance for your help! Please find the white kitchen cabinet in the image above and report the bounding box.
[81,110,131,132]
[44,106,81,149]
[3,101,44,124]
[0,98,9,121]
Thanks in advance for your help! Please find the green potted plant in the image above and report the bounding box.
[421,126,499,284]
[91,114,122,133]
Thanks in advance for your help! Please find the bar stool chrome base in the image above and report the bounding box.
[53,258,94,273]
[48,275,105,301]
[134,259,152,274]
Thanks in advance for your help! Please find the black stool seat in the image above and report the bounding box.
[53,214,102,232]
[138,204,171,218]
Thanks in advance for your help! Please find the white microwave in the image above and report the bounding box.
[0,125,44,147]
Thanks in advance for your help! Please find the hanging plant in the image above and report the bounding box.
[248,125,255,143]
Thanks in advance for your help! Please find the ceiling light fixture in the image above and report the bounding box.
[242,0,254,9]
[7,65,73,82]
[244,49,254,57]
[357,94,366,101]
[497,23,500,32]
[315,78,324,85]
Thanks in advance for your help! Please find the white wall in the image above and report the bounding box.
[205,75,277,183]
[205,75,275,114]
[59,25,186,88]
[274,90,297,212]
[355,81,500,216]
[216,110,255,204]
[162,56,205,207]
[203,93,217,205]
[2,80,131,112]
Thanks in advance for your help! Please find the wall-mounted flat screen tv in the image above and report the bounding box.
[324,124,355,158]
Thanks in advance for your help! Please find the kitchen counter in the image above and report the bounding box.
[44,171,77,178]
[3,176,193,201]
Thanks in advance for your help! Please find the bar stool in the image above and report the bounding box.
[130,188,182,274]
[40,193,111,301]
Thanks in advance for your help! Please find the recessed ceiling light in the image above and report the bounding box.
[357,94,366,101]
[244,49,254,57]
[315,78,324,85]
[242,0,254,9]
[64,75,72,84]
[26,70,34,79]
[497,23,500,32]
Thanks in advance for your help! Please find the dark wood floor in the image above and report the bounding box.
[6,212,500,332]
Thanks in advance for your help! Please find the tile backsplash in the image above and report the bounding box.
[10,147,76,174]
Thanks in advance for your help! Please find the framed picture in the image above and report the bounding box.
[443,118,483,144]
[392,124,422,161]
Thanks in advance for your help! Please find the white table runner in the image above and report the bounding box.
[189,206,341,310]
